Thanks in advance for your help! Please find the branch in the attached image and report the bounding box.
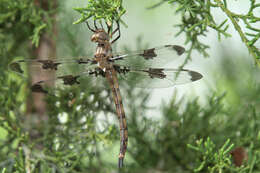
[214,0,260,66]
[149,0,260,66]
[73,0,126,26]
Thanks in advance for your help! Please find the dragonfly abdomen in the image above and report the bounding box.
[105,67,128,168]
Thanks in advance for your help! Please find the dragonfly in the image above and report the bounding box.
[9,20,203,168]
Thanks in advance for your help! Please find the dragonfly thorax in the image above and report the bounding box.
[95,43,112,57]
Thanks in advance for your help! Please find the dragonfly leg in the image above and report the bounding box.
[86,21,96,32]
[111,21,120,35]
[106,21,112,35]
[94,20,98,30]
[111,21,120,44]
[99,20,104,30]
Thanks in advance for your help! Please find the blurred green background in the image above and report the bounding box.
[0,0,260,172]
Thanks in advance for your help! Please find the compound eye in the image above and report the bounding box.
[91,35,96,42]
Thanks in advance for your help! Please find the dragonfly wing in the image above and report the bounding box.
[9,57,101,93]
[9,57,97,79]
[111,45,185,68]
[114,65,203,88]
[29,69,105,94]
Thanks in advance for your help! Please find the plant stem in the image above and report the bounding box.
[214,0,260,66]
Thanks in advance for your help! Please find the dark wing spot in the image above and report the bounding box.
[9,62,24,74]
[140,48,157,59]
[38,60,61,70]
[58,75,80,85]
[88,68,106,77]
[113,65,130,75]
[144,68,166,79]
[77,58,97,65]
[165,45,185,55]
[188,70,203,81]
[31,84,48,94]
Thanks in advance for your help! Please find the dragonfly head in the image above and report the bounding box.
[91,29,109,43]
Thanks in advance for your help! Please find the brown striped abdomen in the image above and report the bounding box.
[105,67,128,168]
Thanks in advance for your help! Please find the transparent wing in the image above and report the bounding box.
[28,69,105,94]
[9,56,97,77]
[111,45,185,68]
[9,57,102,93]
[113,65,203,88]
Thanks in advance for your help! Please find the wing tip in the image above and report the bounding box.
[31,84,48,94]
[189,70,203,81]
[9,62,24,74]
[172,45,185,55]
[165,45,185,55]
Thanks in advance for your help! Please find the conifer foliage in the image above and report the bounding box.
[0,0,260,172]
